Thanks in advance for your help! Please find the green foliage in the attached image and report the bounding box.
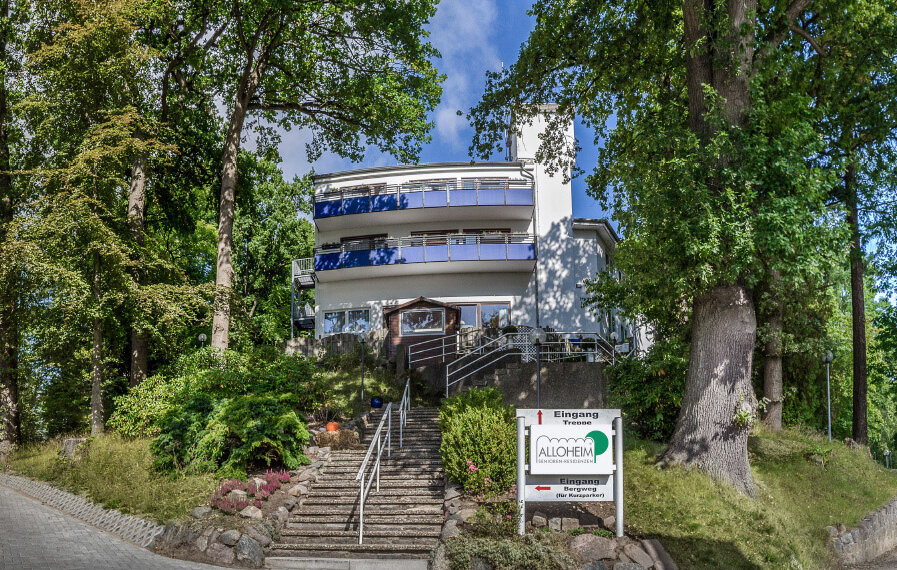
[151,393,311,478]
[467,501,520,538]
[9,436,217,522]
[445,534,576,570]
[108,346,326,438]
[606,339,688,441]
[440,390,516,495]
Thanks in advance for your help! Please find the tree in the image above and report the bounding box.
[470,0,837,496]
[205,0,442,350]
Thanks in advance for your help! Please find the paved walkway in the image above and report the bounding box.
[0,483,223,569]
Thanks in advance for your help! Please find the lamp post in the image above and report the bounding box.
[358,334,367,405]
[529,328,546,407]
[822,350,834,442]
[886,449,891,470]
[610,331,618,366]
[198,333,207,349]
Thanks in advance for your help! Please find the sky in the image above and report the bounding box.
[271,0,609,221]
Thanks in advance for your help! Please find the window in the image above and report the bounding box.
[323,308,370,335]
[410,230,458,246]
[400,308,445,335]
[341,234,388,251]
[458,305,478,328]
[480,303,510,328]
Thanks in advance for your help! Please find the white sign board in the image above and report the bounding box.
[529,424,615,475]
[518,408,621,427]
[524,475,613,502]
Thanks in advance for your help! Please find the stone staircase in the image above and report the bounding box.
[268,407,444,562]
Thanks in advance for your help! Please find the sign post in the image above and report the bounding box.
[516,408,623,537]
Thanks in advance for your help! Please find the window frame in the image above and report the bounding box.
[322,307,371,336]
[399,308,446,336]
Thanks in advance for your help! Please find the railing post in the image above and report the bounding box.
[387,408,392,458]
[358,473,364,544]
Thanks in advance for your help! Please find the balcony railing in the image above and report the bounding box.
[313,178,534,219]
[313,233,536,272]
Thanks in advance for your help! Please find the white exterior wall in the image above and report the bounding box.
[309,108,626,339]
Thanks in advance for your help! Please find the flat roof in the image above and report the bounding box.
[312,161,526,183]
[572,217,621,243]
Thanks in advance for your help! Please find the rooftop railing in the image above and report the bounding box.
[313,178,534,219]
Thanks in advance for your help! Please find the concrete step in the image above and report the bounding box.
[268,543,434,559]
[288,514,443,525]
[285,521,442,532]
[265,557,428,569]
[295,504,443,516]
[301,496,444,506]
[282,527,442,539]
[313,472,444,482]
[311,479,443,490]
[308,488,442,498]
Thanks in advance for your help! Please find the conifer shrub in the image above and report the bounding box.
[440,389,516,494]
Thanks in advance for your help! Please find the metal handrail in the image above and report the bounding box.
[398,379,410,448]
[292,258,314,277]
[316,232,536,256]
[406,328,484,368]
[355,402,392,544]
[315,178,534,203]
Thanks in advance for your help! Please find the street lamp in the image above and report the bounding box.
[358,333,367,405]
[822,350,834,442]
[885,449,892,470]
[529,328,547,407]
[198,333,207,349]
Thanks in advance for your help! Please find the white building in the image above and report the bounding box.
[292,107,644,354]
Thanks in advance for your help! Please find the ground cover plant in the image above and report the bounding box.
[8,436,217,523]
[210,470,290,513]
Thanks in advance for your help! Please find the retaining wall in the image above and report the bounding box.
[831,495,897,565]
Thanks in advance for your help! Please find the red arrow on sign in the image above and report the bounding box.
[535,486,551,491]
[537,410,542,424]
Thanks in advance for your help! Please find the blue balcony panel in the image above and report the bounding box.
[423,190,447,208]
[479,243,507,260]
[425,245,449,262]
[449,189,477,206]
[450,244,478,261]
[508,243,536,260]
[315,252,341,271]
[400,192,424,209]
[343,197,371,215]
[342,250,371,268]
[401,246,425,264]
[315,201,342,218]
[372,194,399,212]
[370,247,400,265]
[478,188,505,206]
[507,188,534,205]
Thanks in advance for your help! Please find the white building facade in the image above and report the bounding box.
[292,109,644,350]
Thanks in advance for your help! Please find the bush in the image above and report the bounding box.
[607,338,687,441]
[440,389,516,495]
[150,393,312,478]
[445,534,576,570]
[109,346,327,438]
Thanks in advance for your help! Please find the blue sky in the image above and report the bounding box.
[273,0,609,220]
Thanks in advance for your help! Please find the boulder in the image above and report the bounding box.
[441,519,461,540]
[570,534,616,561]
[641,538,678,570]
[548,517,563,531]
[457,507,478,522]
[582,562,609,570]
[205,542,235,565]
[218,529,241,546]
[243,524,272,547]
[623,543,655,568]
[561,517,580,531]
[444,487,462,501]
[297,470,317,483]
[249,477,266,492]
[227,489,248,502]
[191,506,213,520]
[273,506,290,524]
[470,557,493,570]
[612,564,646,570]
[239,505,263,520]
[602,515,615,530]
[288,483,308,497]
[532,511,547,528]
[235,534,264,568]
[283,498,298,511]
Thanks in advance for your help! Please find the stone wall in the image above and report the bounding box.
[830,495,897,565]
[491,361,607,409]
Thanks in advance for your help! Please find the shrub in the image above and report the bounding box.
[109,346,327,438]
[150,393,311,478]
[467,501,520,537]
[210,470,291,514]
[606,338,688,441]
[440,389,516,494]
[445,534,576,570]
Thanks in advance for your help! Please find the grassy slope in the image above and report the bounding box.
[626,428,897,569]
[8,436,217,523]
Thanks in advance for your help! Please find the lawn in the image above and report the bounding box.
[7,436,218,523]
[624,428,897,569]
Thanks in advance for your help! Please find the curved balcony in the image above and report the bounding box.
[311,233,536,282]
[313,179,535,230]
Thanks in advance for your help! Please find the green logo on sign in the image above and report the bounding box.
[585,430,609,462]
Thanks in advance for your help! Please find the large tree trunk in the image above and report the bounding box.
[128,153,148,386]
[90,251,104,435]
[210,69,260,351]
[0,0,19,448]
[845,161,867,444]
[659,285,759,497]
[762,309,784,430]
